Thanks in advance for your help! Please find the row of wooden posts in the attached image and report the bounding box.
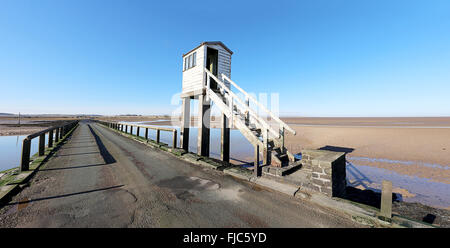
[20,121,79,172]
[97,121,177,149]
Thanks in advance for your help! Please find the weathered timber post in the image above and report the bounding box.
[145,128,148,140]
[156,129,160,143]
[55,128,60,143]
[197,94,211,156]
[136,126,140,137]
[245,96,250,126]
[59,127,63,139]
[280,126,285,154]
[263,128,270,165]
[380,180,393,220]
[39,133,45,156]
[172,130,177,148]
[48,130,54,148]
[221,107,230,162]
[20,138,31,171]
[254,144,260,177]
[180,97,190,151]
[125,125,128,133]
[130,126,133,135]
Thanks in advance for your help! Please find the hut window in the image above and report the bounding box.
[184,52,197,71]
[192,52,196,67]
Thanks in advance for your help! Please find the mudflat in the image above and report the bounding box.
[0,117,79,136]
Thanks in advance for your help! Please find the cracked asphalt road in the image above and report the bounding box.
[0,121,362,227]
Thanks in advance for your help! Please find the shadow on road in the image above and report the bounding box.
[57,151,100,157]
[7,185,124,206]
[88,124,116,164]
[39,163,107,172]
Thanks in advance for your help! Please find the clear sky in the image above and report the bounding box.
[1,0,449,117]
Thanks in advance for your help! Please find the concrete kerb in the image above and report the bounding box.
[0,123,79,206]
[100,122,433,228]
[0,185,20,205]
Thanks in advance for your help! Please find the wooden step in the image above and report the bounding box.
[249,127,261,132]
[270,151,289,167]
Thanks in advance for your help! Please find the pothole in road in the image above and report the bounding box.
[157,176,220,201]
[157,176,220,192]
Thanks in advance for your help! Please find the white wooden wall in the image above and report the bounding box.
[182,46,204,94]
[182,43,232,95]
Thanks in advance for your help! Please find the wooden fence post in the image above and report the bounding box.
[48,130,54,148]
[145,128,148,140]
[20,138,31,171]
[39,133,45,156]
[137,127,140,137]
[172,130,177,148]
[156,129,160,143]
[380,180,393,220]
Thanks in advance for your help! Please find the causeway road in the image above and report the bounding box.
[0,121,361,227]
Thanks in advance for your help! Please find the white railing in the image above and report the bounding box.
[220,73,296,135]
[204,68,280,140]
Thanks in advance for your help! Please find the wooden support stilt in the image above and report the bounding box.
[245,96,250,126]
[221,110,230,162]
[55,128,59,142]
[263,128,270,165]
[197,94,210,157]
[156,129,160,143]
[145,128,148,139]
[136,126,140,137]
[254,144,260,177]
[180,97,190,151]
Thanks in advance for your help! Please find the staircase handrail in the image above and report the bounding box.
[204,68,280,139]
[220,73,296,135]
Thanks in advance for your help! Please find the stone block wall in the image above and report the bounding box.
[301,149,346,197]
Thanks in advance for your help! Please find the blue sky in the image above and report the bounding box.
[0,0,449,116]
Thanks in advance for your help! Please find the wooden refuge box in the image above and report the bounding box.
[181,41,233,97]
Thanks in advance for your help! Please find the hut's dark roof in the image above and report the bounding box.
[182,41,233,57]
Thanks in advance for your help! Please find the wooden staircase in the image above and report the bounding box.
[204,68,297,167]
